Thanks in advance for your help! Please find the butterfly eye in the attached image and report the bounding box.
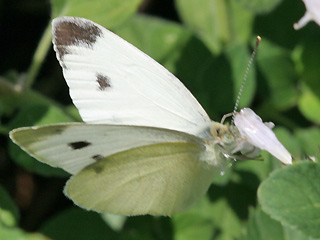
[210,123,228,139]
[209,123,239,150]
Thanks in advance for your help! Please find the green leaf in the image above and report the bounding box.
[0,185,47,240]
[241,207,318,240]
[300,36,320,97]
[253,0,299,48]
[8,104,72,177]
[65,105,82,122]
[233,159,274,190]
[9,105,73,129]
[273,127,301,162]
[0,224,48,240]
[175,0,229,54]
[173,177,257,240]
[210,197,243,240]
[173,193,244,240]
[256,38,298,110]
[298,84,320,124]
[175,0,254,54]
[0,186,19,227]
[41,208,117,240]
[243,208,284,240]
[209,181,256,240]
[258,162,320,238]
[295,127,320,160]
[283,226,320,240]
[0,74,18,98]
[51,0,142,29]
[228,0,254,44]
[41,208,173,240]
[235,0,283,14]
[212,164,234,186]
[172,197,217,240]
[0,89,57,120]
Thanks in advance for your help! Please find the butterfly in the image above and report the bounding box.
[9,17,292,216]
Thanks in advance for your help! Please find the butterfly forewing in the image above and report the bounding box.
[9,124,206,175]
[52,17,210,135]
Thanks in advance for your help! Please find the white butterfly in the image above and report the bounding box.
[9,17,292,216]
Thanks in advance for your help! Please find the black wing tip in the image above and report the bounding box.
[52,16,103,62]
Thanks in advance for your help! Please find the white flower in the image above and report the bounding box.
[234,108,292,165]
[294,0,320,30]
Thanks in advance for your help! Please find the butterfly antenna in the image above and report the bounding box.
[231,36,261,124]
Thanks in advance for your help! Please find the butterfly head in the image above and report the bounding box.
[209,122,239,145]
[206,121,242,161]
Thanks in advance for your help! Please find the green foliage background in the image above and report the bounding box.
[1,0,320,239]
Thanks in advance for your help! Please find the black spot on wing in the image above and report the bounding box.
[53,18,102,47]
[68,141,91,150]
[52,17,103,60]
[96,73,111,90]
[53,127,65,134]
[92,165,104,174]
[92,154,104,161]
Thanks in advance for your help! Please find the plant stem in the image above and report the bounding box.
[24,21,52,90]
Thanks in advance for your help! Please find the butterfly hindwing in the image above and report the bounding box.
[52,17,210,135]
[65,142,217,216]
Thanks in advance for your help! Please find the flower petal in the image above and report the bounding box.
[294,0,320,29]
[234,108,292,165]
